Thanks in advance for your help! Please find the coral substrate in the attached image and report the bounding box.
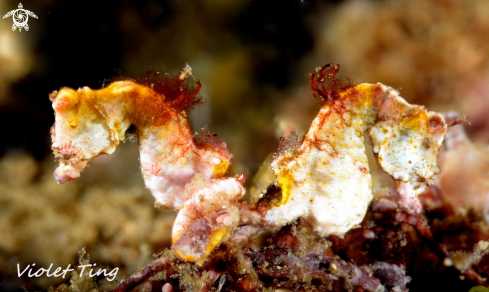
[49,184,489,292]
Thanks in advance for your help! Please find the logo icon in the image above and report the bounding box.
[2,3,38,32]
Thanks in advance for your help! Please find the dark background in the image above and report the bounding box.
[0,0,323,163]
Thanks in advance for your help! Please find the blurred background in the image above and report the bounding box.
[1,0,489,291]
